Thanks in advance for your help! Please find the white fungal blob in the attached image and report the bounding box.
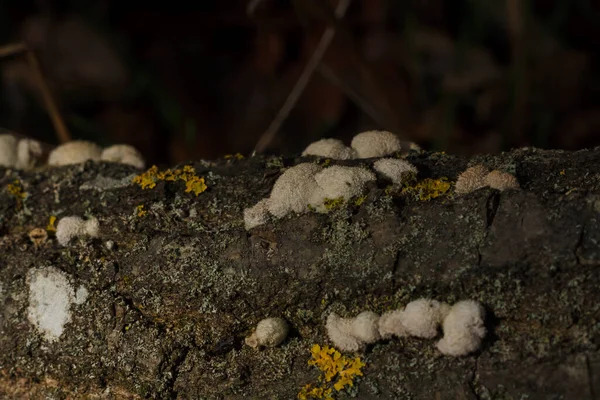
[326,312,364,352]
[0,134,43,169]
[302,138,356,160]
[48,140,103,166]
[400,299,450,339]
[484,170,520,191]
[351,130,402,158]
[245,317,289,348]
[373,158,417,185]
[244,198,271,230]
[436,300,486,357]
[55,216,100,246]
[378,309,409,339]
[310,166,376,208]
[350,311,381,343]
[101,144,145,169]
[454,165,489,195]
[0,134,17,168]
[27,267,75,342]
[267,163,322,218]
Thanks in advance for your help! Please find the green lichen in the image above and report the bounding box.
[402,178,451,201]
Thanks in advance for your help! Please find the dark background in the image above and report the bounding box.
[0,0,599,166]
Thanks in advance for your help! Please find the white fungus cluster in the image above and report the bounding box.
[326,311,381,352]
[373,158,417,185]
[0,134,43,170]
[55,216,100,246]
[455,164,519,195]
[100,144,145,169]
[309,166,376,210]
[244,163,376,229]
[326,298,486,357]
[48,140,145,168]
[301,130,404,160]
[245,317,289,348]
[302,138,356,160]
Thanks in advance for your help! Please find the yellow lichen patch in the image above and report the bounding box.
[6,180,27,209]
[353,195,367,206]
[46,216,57,232]
[560,169,566,176]
[402,177,451,201]
[224,153,244,160]
[136,205,147,217]
[298,344,365,399]
[132,165,207,196]
[298,384,333,400]
[184,176,207,196]
[323,197,345,211]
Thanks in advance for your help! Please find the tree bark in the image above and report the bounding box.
[1,147,599,399]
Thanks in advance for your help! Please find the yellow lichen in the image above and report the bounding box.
[224,153,244,160]
[132,165,207,196]
[298,344,365,399]
[46,216,57,232]
[402,177,451,201]
[323,197,345,211]
[6,180,27,209]
[353,195,367,206]
[136,205,147,217]
[560,169,565,176]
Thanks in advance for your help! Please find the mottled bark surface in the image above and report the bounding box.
[1,148,600,399]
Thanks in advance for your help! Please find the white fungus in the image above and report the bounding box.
[326,311,381,352]
[484,170,520,191]
[48,140,103,166]
[454,164,489,195]
[400,298,450,339]
[244,198,271,230]
[436,300,486,357]
[101,144,145,169]
[27,267,75,342]
[378,309,409,339]
[55,216,100,246]
[310,166,376,209]
[351,130,402,158]
[350,311,381,343]
[245,317,289,348]
[326,312,364,352]
[373,158,417,185]
[301,138,356,160]
[267,163,322,218]
[0,134,42,169]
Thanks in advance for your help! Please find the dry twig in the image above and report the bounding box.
[0,42,71,144]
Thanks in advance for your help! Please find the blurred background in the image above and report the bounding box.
[0,0,599,166]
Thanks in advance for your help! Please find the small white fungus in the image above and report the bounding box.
[400,298,450,339]
[373,158,417,185]
[455,165,489,195]
[378,309,409,339]
[436,300,486,357]
[27,267,75,342]
[326,311,381,351]
[245,317,289,348]
[48,140,103,166]
[244,198,271,230]
[302,138,356,160]
[267,163,322,218]
[351,130,402,158]
[311,166,375,208]
[101,144,145,169]
[56,216,100,246]
[326,312,364,352]
[0,134,43,169]
[484,170,520,191]
[350,311,381,343]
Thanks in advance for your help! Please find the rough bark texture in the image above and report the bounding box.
[1,148,600,399]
